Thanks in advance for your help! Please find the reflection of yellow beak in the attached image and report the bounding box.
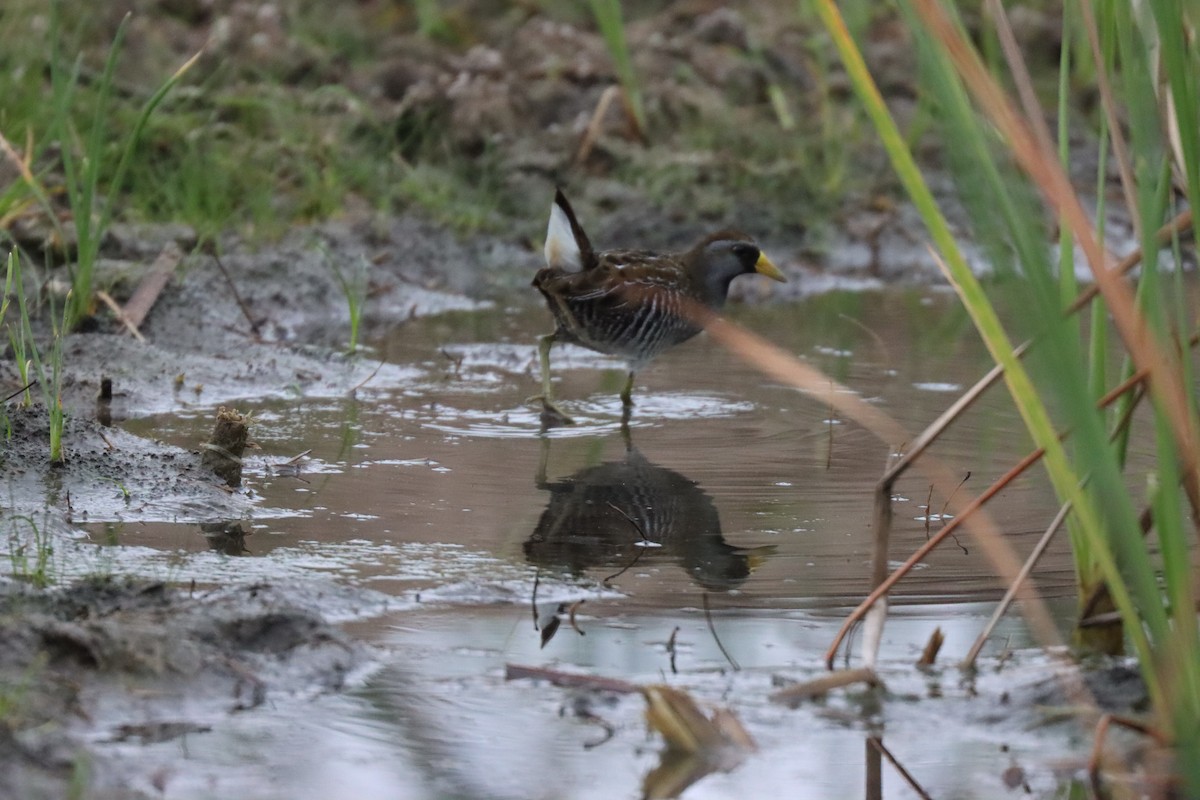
[744,545,779,571]
[755,252,787,282]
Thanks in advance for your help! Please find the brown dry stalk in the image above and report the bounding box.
[963,499,1073,668]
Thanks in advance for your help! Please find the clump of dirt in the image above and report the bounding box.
[0,575,377,799]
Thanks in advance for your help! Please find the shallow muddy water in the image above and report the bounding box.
[64,289,1112,798]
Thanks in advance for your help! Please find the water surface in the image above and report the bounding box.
[86,289,1106,798]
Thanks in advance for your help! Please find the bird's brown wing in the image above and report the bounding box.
[534,254,702,359]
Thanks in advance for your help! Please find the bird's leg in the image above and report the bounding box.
[619,407,633,451]
[531,333,575,425]
[535,434,551,488]
[620,371,635,409]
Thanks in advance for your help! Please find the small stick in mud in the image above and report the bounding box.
[211,250,263,337]
[122,242,182,332]
[96,290,145,342]
[201,406,249,487]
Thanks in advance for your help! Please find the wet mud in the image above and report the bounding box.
[0,576,378,800]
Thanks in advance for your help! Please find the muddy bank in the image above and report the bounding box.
[0,575,383,800]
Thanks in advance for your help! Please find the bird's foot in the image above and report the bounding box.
[527,394,576,426]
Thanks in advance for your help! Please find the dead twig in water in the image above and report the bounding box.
[349,358,387,395]
[666,626,680,675]
[504,664,639,695]
[566,600,586,637]
[827,444,1047,669]
[531,571,541,630]
[842,206,1192,669]
[916,627,944,668]
[868,736,934,800]
[769,667,880,708]
[579,710,616,750]
[940,472,971,555]
[832,330,1197,669]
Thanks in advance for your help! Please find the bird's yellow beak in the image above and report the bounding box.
[755,252,787,282]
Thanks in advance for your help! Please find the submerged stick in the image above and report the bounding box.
[769,667,880,708]
[504,663,639,694]
[868,736,934,800]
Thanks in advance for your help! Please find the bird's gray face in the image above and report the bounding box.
[698,239,764,306]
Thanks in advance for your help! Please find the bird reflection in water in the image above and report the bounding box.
[525,439,774,594]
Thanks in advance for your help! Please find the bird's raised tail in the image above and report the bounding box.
[543,188,595,272]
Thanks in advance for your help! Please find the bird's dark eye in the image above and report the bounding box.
[730,243,758,261]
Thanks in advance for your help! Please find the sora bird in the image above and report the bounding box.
[531,189,786,423]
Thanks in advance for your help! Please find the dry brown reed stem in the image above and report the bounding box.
[912,0,1200,535]
[878,206,1189,509]
[769,667,879,707]
[882,325,1192,670]
[917,626,945,667]
[963,499,1072,668]
[868,737,934,800]
[95,290,145,342]
[1088,713,1168,798]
